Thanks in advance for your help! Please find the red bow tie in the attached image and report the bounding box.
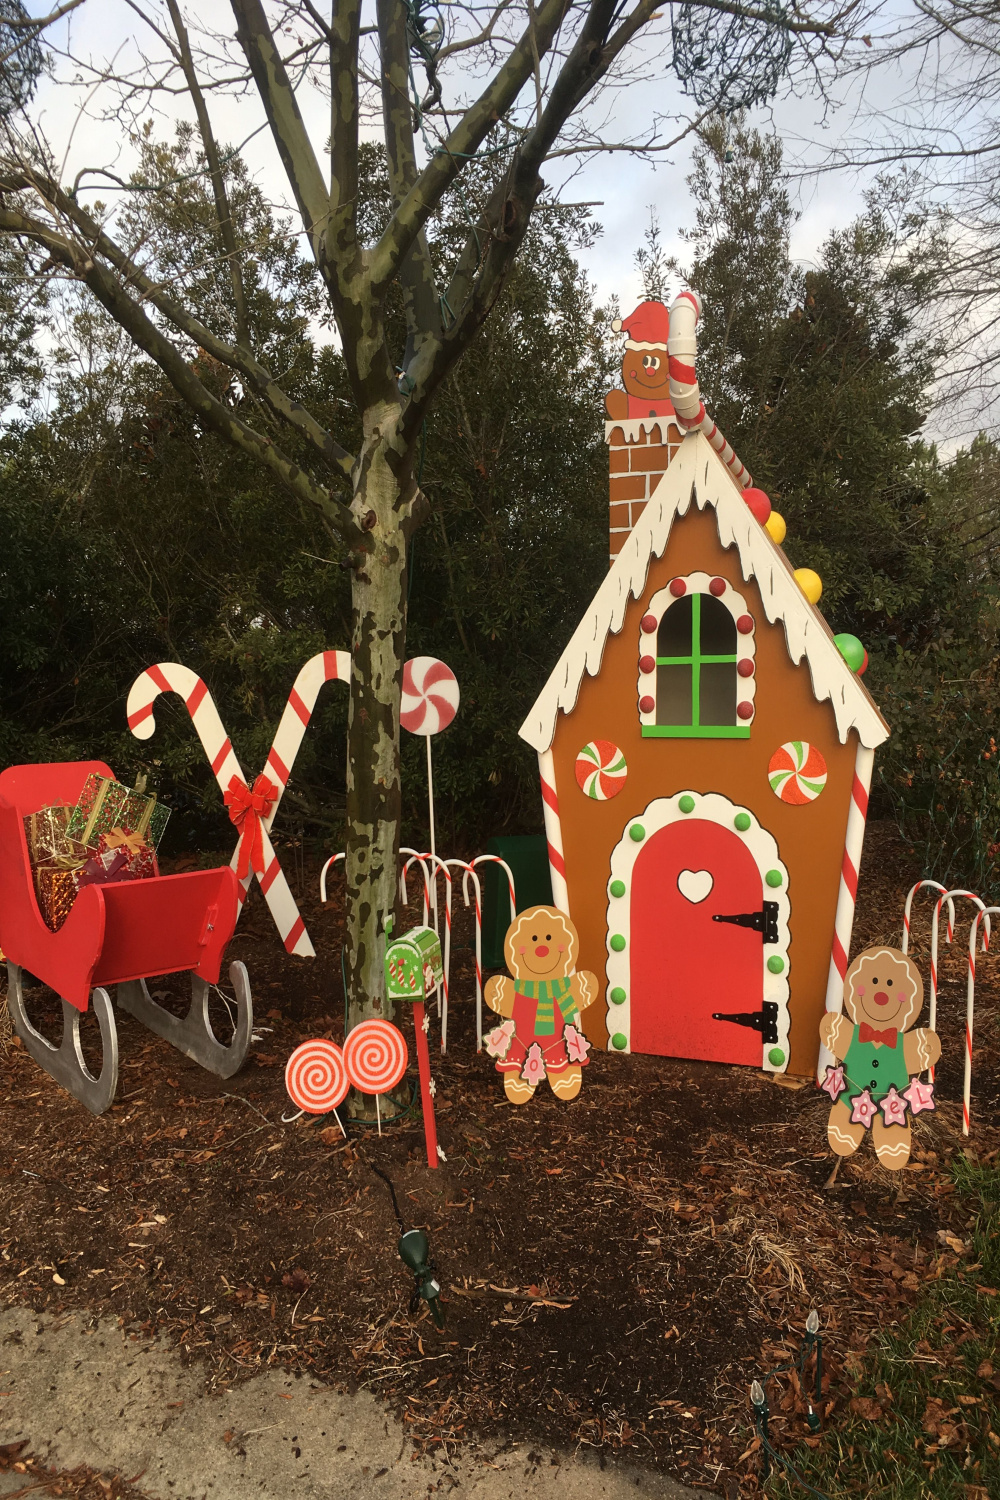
[859,1022,898,1047]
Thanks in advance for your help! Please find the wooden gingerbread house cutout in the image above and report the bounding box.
[520,415,889,1078]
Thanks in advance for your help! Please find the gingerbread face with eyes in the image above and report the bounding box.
[843,948,923,1032]
[484,906,598,1106]
[819,946,940,1172]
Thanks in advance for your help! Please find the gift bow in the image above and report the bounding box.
[859,1022,898,1047]
[224,774,278,880]
[103,826,148,855]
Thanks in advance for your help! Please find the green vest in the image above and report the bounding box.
[843,1025,910,1102]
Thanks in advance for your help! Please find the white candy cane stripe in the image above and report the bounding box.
[263,651,350,827]
[447,860,484,1051]
[536,747,568,915]
[902,880,955,954]
[930,891,991,1085]
[965,908,998,1135]
[819,744,875,1080]
[400,850,432,925]
[667,291,753,489]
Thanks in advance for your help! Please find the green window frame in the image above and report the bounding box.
[642,590,750,739]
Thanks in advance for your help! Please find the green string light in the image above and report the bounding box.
[749,1311,831,1497]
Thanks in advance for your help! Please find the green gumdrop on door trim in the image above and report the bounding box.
[609,986,626,1004]
[629,824,645,842]
[734,812,751,831]
[768,1047,785,1067]
[767,955,785,974]
[610,933,626,952]
[678,794,696,814]
[610,879,626,898]
[765,869,783,888]
[611,1033,628,1051]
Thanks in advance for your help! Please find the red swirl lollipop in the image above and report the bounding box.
[344,1019,408,1094]
[401,657,459,735]
[285,1039,349,1114]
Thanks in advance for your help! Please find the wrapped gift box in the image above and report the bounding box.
[66,774,170,851]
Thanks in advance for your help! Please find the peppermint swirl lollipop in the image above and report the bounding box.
[344,1019,408,1094]
[575,740,628,800]
[768,741,828,804]
[401,657,459,735]
[285,1039,349,1114]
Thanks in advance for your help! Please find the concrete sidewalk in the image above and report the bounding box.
[0,1307,704,1499]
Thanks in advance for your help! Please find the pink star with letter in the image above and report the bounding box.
[903,1076,936,1115]
[821,1064,846,1101]
[879,1084,908,1127]
[849,1089,878,1129]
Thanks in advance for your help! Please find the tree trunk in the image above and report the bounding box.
[343,414,409,1111]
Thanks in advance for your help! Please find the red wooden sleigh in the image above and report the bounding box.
[0,761,252,1114]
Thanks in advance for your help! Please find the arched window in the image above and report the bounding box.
[638,574,755,737]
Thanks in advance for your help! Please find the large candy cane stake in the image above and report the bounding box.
[262,651,351,829]
[930,891,991,1081]
[964,909,998,1136]
[447,860,483,1051]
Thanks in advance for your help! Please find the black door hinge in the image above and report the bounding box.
[712,1000,779,1045]
[711,900,779,945]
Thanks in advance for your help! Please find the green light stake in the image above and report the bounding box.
[398,1228,445,1329]
[806,1308,823,1420]
[750,1379,770,1479]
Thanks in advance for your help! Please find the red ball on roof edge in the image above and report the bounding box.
[742,488,772,525]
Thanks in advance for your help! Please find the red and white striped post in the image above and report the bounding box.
[818,744,875,1080]
[537,747,569,915]
[928,891,990,1082]
[964,908,998,1136]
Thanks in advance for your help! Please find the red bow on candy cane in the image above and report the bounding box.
[224,774,278,881]
[859,1023,898,1047]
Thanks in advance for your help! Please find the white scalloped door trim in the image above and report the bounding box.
[604,791,791,1071]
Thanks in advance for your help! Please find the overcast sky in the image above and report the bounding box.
[26,0,886,316]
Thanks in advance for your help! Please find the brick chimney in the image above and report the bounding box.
[606,417,683,562]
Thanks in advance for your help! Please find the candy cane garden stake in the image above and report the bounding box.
[128,652,349,956]
[447,860,483,1051]
[929,891,991,1080]
[902,880,956,955]
[964,908,998,1136]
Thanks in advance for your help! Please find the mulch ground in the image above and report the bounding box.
[1,820,997,1499]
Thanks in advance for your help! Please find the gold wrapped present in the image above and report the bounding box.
[34,863,81,932]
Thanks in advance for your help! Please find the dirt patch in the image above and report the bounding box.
[1,820,997,1497]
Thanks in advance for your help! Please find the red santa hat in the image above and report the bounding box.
[612,298,670,350]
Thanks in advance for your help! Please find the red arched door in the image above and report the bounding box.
[630,818,764,1064]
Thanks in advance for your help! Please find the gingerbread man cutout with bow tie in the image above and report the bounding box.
[819,946,940,1170]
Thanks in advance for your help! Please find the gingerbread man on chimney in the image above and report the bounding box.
[605,299,676,421]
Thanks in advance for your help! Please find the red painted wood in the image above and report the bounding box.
[0,761,239,1011]
[630,818,763,1064]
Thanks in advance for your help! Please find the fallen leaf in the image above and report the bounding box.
[850,1397,882,1420]
[937,1231,967,1254]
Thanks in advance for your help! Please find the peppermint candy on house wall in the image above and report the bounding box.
[401,657,460,860]
[575,740,628,800]
[768,741,828,805]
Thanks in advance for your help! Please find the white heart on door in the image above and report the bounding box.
[677,868,714,904]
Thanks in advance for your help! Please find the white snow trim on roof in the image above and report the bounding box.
[518,431,890,754]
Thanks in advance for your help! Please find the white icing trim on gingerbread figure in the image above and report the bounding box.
[518,433,890,755]
[604,790,790,1070]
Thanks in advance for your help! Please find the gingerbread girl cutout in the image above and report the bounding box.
[484,905,598,1104]
[819,946,940,1171]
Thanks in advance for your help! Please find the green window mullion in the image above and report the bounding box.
[691,592,701,729]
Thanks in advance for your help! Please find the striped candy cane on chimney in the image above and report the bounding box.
[817,744,875,1080]
[667,291,753,490]
[537,747,569,915]
[964,908,999,1135]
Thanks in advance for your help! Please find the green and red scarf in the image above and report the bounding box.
[514,975,577,1035]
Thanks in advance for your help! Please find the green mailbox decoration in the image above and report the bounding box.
[385,924,443,1001]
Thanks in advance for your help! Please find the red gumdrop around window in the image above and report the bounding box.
[669,578,687,597]
[737,658,755,678]
[639,655,655,674]
[736,614,754,635]
[641,613,658,634]
[709,576,726,596]
[639,695,655,714]
[737,701,755,720]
